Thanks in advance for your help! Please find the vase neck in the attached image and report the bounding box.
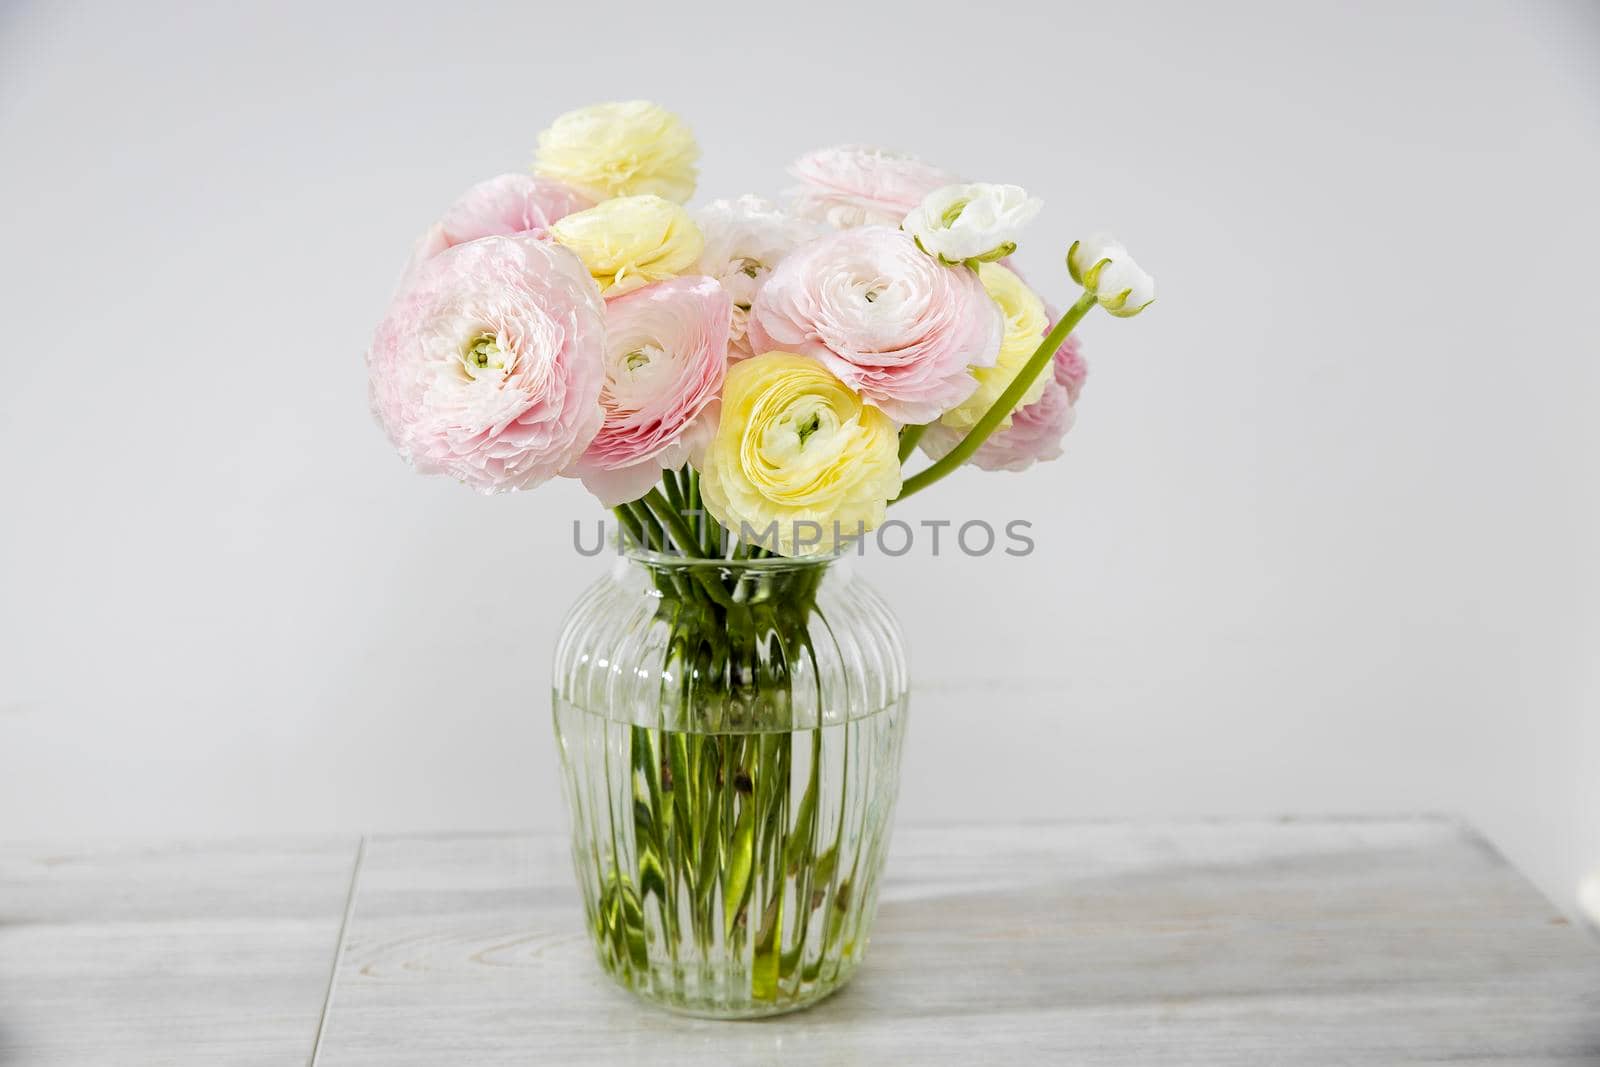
[615,548,849,605]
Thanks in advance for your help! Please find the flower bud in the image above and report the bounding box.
[1067,234,1156,317]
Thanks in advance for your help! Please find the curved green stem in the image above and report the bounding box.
[895,290,1097,502]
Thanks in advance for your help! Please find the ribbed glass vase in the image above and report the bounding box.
[551,548,909,1018]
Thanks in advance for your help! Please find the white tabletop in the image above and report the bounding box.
[4,818,1597,1064]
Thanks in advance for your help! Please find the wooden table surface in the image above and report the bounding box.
[3,817,1597,1065]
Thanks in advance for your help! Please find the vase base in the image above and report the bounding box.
[602,959,860,1020]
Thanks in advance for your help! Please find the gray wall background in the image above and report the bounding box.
[2,0,1597,913]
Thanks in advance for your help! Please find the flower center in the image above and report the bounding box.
[460,332,511,381]
[759,397,840,469]
[623,344,666,374]
[602,342,676,414]
[939,198,969,228]
[735,257,763,279]
[847,271,892,308]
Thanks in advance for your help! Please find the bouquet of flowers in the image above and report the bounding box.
[365,100,1155,1016]
[368,99,1153,554]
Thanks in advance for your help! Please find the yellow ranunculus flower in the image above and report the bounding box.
[938,262,1051,431]
[534,100,699,203]
[549,195,704,297]
[699,352,903,557]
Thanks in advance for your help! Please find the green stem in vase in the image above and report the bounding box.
[661,469,686,515]
[626,500,664,553]
[641,488,744,612]
[612,506,644,550]
[684,468,711,555]
[641,487,703,557]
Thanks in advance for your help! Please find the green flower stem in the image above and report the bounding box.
[625,500,663,552]
[613,505,644,547]
[896,423,927,463]
[661,469,687,516]
[896,290,1098,502]
[685,469,711,555]
[642,487,704,558]
[641,488,742,610]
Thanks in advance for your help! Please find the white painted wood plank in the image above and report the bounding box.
[0,837,359,1066]
[313,817,1600,1065]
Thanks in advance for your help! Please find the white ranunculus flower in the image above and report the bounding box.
[901,182,1042,265]
[1067,234,1156,317]
[691,196,818,358]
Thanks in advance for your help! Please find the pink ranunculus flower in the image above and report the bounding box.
[746,226,1003,424]
[918,335,1088,473]
[691,196,816,361]
[403,174,593,279]
[367,235,606,493]
[1055,333,1088,404]
[1039,298,1089,403]
[787,144,958,229]
[568,276,732,506]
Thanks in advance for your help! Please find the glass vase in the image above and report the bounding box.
[551,548,909,1018]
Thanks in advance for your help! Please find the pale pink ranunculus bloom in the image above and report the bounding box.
[403,174,593,280]
[787,144,958,229]
[691,196,816,360]
[568,276,732,506]
[1040,299,1089,403]
[367,235,606,493]
[1055,334,1088,404]
[746,226,1002,425]
[919,335,1088,473]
